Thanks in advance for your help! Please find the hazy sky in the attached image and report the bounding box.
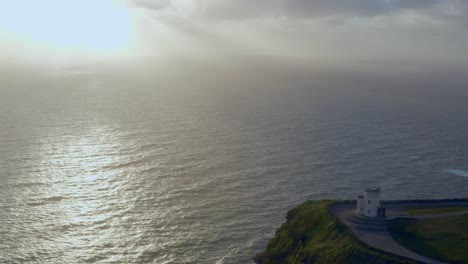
[1,0,468,69]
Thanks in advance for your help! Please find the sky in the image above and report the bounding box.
[0,0,468,70]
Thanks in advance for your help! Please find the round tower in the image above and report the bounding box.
[364,187,381,217]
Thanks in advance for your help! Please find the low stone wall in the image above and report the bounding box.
[381,198,468,205]
[329,198,468,206]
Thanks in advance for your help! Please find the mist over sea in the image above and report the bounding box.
[1,62,467,263]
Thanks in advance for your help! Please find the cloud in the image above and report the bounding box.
[129,0,170,11]
[129,0,441,19]
[277,0,440,18]
[120,0,468,68]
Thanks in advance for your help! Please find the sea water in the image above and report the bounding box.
[1,68,467,263]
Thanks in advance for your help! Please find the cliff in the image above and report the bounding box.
[254,200,419,264]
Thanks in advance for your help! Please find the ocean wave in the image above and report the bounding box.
[26,196,66,207]
[446,169,468,177]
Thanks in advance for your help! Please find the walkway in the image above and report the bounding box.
[330,202,468,264]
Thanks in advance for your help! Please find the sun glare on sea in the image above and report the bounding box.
[0,0,134,55]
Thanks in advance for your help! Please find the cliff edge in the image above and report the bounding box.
[254,200,419,264]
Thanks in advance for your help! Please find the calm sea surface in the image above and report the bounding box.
[1,71,467,263]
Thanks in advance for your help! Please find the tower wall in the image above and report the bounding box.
[364,188,381,217]
[356,196,365,215]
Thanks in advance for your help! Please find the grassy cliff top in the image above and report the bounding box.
[254,200,418,264]
[388,214,468,263]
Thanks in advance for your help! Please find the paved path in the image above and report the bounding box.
[331,202,468,264]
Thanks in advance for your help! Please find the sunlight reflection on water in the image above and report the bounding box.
[1,77,468,263]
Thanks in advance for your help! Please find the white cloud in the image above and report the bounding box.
[1,0,468,68]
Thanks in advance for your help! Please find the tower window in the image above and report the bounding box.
[368,200,370,204]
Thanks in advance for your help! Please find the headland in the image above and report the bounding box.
[255,198,468,264]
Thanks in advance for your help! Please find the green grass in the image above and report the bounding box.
[387,214,468,263]
[405,206,468,216]
[254,201,418,264]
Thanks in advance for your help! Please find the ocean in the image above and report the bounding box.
[1,65,467,263]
